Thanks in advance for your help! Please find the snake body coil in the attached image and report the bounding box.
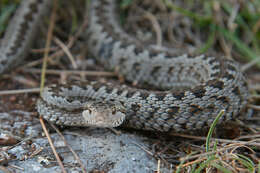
[0,0,50,73]
[1,0,249,132]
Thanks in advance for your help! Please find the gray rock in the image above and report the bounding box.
[4,128,171,173]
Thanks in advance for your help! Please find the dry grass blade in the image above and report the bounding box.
[40,0,57,93]
[179,142,258,171]
[171,133,260,147]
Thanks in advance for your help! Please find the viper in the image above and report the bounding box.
[0,0,249,132]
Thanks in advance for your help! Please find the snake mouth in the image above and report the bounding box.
[81,100,126,127]
[82,109,126,128]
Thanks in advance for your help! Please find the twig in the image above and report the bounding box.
[22,68,115,77]
[12,76,38,87]
[179,157,206,168]
[247,104,260,111]
[241,57,260,72]
[131,141,154,156]
[39,117,67,173]
[0,88,40,95]
[31,46,59,53]
[49,123,87,173]
[143,11,162,46]
[53,37,78,69]
[8,164,24,171]
[227,4,239,31]
[236,134,260,140]
[213,1,232,58]
[108,128,121,135]
[157,159,161,173]
[24,12,89,69]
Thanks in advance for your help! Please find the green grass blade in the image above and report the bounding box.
[234,154,255,173]
[194,156,215,173]
[206,109,225,153]
[198,24,216,53]
[221,1,260,52]
[120,0,132,8]
[175,158,185,173]
[176,151,197,173]
[162,0,211,23]
[217,26,260,66]
[211,162,233,173]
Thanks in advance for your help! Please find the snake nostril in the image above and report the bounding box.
[112,109,116,115]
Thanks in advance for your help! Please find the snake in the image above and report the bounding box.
[0,0,249,133]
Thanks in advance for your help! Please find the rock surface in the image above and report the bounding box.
[3,127,171,173]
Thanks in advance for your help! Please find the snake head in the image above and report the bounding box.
[82,100,126,128]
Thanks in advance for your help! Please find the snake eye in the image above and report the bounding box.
[112,107,116,115]
[86,109,92,115]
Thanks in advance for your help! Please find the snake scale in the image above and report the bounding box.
[0,0,249,132]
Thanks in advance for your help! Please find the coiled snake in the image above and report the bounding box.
[0,0,249,132]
